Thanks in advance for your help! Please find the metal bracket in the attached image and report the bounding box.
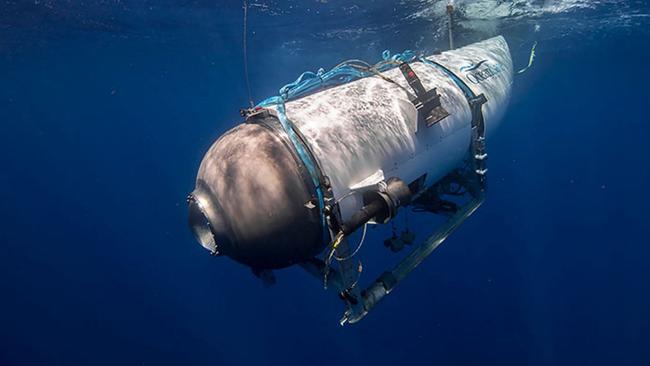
[399,63,450,128]
[240,106,269,120]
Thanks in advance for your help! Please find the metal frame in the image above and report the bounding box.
[338,93,488,324]
[299,83,489,324]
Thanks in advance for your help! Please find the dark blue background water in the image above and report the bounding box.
[1,1,649,365]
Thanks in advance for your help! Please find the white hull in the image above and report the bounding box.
[274,36,513,219]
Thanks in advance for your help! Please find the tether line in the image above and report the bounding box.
[243,0,254,107]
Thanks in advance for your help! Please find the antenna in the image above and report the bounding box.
[243,0,254,107]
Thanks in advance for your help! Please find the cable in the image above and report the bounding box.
[334,224,368,261]
[325,232,344,264]
[347,63,415,98]
[322,231,344,289]
[242,0,254,107]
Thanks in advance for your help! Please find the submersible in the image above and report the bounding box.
[188,36,513,323]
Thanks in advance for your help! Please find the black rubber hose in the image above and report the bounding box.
[340,198,388,236]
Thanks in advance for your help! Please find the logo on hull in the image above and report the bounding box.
[460,60,504,84]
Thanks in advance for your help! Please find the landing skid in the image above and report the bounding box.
[344,169,484,324]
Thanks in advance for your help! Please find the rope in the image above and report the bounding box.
[242,0,254,107]
[257,49,415,107]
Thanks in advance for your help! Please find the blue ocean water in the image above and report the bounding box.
[1,1,649,365]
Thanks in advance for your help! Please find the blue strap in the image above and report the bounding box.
[256,50,417,240]
[277,100,327,234]
[419,57,477,100]
[257,95,327,238]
